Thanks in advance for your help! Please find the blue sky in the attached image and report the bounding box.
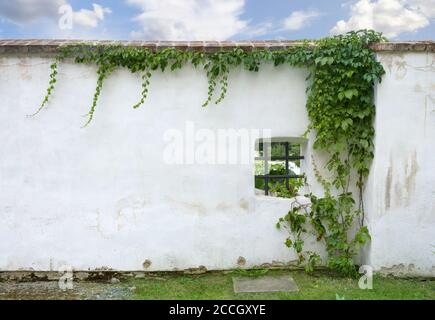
[0,0,433,40]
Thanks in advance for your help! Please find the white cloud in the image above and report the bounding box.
[0,0,110,29]
[408,0,435,17]
[127,0,249,40]
[74,4,112,28]
[243,21,275,37]
[0,0,65,24]
[283,10,321,31]
[331,0,435,38]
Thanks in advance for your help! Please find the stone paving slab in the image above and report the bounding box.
[233,276,299,293]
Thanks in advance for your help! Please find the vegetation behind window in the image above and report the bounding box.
[255,141,305,198]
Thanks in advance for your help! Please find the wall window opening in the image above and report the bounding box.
[255,139,305,198]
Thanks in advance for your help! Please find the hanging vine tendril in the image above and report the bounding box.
[28,61,58,117]
[82,64,114,128]
[133,70,152,109]
[215,65,229,105]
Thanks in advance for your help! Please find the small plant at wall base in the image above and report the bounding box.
[34,30,386,277]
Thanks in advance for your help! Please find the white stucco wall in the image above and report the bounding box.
[0,50,433,275]
[364,51,435,276]
[0,53,326,271]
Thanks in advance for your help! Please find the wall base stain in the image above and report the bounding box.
[237,256,247,266]
[142,260,152,269]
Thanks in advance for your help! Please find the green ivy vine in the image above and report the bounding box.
[276,30,386,277]
[35,30,386,276]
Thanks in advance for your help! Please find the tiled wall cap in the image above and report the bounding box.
[0,39,433,53]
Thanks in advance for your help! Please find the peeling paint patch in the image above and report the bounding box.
[216,202,231,211]
[414,83,423,93]
[385,151,420,210]
[378,263,424,277]
[239,199,249,210]
[379,53,405,77]
[395,60,407,80]
[17,57,33,81]
[167,197,207,215]
[385,165,393,210]
[394,180,403,208]
[404,151,419,206]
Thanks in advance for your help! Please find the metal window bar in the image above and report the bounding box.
[256,142,304,196]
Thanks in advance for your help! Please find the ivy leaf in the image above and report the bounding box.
[316,56,334,66]
[360,139,369,149]
[341,118,353,131]
[356,226,371,243]
[344,89,359,99]
[294,239,304,253]
[345,70,354,78]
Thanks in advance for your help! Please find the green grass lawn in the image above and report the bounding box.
[129,269,434,300]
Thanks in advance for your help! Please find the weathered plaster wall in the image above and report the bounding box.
[364,51,435,276]
[0,49,433,275]
[0,54,326,271]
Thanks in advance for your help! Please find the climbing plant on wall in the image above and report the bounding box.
[276,31,386,276]
[34,30,386,277]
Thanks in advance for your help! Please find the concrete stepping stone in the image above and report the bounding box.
[233,275,299,293]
